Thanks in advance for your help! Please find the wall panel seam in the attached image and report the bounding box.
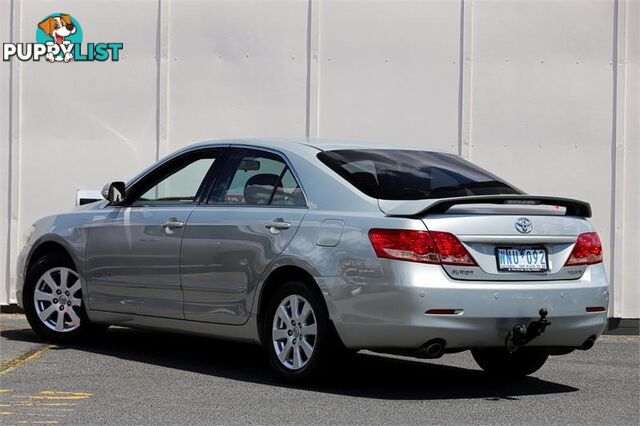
[8,0,21,304]
[458,0,473,159]
[2,0,15,304]
[611,0,627,317]
[306,0,320,138]
[156,0,170,160]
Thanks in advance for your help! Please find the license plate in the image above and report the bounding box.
[496,247,548,272]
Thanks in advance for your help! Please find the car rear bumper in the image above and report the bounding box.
[318,262,609,350]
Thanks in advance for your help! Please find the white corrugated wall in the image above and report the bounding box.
[1,0,638,318]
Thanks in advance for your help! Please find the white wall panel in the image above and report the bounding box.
[621,0,639,316]
[17,0,159,242]
[469,0,615,278]
[317,0,461,151]
[167,0,309,151]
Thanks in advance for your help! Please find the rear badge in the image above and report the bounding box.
[450,269,475,277]
[515,217,533,234]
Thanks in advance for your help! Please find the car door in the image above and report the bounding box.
[180,147,308,324]
[86,148,222,318]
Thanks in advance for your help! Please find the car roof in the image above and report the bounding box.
[181,137,447,155]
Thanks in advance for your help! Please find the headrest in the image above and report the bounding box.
[244,173,281,204]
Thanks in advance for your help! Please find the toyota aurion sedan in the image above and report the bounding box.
[17,139,609,381]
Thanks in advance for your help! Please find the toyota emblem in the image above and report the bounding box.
[515,217,533,234]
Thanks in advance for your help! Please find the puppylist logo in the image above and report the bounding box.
[2,13,123,62]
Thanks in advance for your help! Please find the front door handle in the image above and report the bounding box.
[266,219,291,230]
[161,218,184,229]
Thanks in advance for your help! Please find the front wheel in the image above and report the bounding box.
[264,281,333,382]
[471,347,549,378]
[23,253,107,343]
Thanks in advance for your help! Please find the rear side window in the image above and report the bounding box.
[317,149,520,200]
[222,155,287,205]
[211,149,306,207]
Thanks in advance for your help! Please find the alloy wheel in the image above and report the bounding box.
[272,294,317,370]
[33,267,83,332]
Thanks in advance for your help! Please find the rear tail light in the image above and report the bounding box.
[565,232,603,266]
[430,231,477,265]
[368,229,477,266]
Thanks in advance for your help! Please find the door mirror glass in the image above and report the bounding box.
[101,181,126,204]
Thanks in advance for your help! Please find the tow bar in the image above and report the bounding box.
[505,308,551,352]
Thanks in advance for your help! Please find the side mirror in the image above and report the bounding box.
[101,181,126,204]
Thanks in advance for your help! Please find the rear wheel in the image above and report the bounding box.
[264,281,333,382]
[23,253,107,343]
[471,347,549,378]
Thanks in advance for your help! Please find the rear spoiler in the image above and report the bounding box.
[380,195,592,218]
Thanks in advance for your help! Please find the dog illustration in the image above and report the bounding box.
[38,14,76,62]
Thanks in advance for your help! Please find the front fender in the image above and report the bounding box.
[16,214,91,308]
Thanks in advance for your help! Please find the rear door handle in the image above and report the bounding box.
[266,219,291,230]
[161,218,184,229]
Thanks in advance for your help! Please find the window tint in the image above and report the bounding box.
[130,156,216,206]
[317,149,520,200]
[216,151,306,207]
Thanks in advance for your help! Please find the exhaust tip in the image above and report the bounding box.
[581,336,597,351]
[418,339,446,358]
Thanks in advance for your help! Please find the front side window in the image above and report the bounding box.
[317,149,521,200]
[129,152,218,206]
[213,150,306,207]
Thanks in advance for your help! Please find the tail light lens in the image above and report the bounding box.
[368,229,477,266]
[565,232,603,266]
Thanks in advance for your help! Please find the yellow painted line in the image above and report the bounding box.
[30,391,91,400]
[39,391,91,396]
[0,345,52,376]
[0,389,14,393]
[39,403,76,407]
[1,389,89,423]
[8,401,75,406]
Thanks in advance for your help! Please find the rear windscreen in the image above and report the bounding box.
[317,149,521,200]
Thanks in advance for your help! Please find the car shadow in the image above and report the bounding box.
[1,325,579,400]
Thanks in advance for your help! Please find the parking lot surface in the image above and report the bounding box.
[1,313,638,425]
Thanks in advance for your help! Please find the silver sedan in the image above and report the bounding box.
[16,139,609,381]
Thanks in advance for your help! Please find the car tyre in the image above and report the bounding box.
[23,253,108,343]
[264,281,334,382]
[471,347,549,378]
